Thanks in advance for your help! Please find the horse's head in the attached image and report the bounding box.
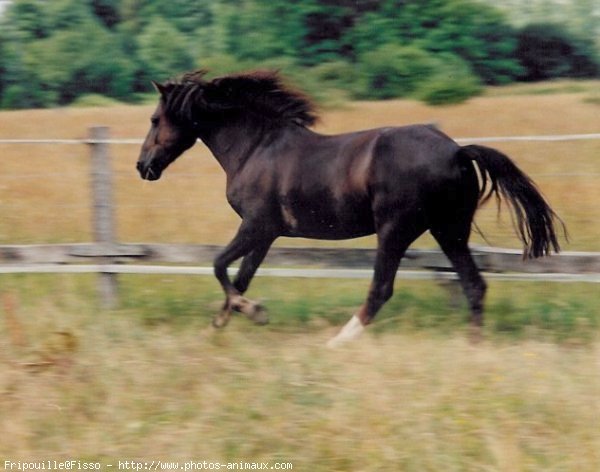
[136,81,198,181]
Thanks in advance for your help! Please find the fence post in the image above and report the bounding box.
[89,126,118,309]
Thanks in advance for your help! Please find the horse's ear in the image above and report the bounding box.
[151,80,169,97]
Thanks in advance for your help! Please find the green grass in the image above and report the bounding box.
[584,92,600,105]
[3,273,598,344]
[70,94,125,108]
[485,79,600,97]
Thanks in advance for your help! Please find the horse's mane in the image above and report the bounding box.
[161,70,318,128]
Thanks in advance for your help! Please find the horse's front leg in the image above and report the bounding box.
[229,239,274,325]
[212,226,273,328]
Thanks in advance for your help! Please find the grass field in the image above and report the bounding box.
[1,82,599,469]
[1,275,600,469]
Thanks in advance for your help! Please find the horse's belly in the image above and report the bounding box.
[280,193,375,240]
[283,221,375,240]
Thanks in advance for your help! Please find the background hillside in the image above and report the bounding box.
[0,0,598,109]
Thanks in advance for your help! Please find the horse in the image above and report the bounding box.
[136,70,564,347]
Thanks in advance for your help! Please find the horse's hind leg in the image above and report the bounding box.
[327,219,423,348]
[432,230,487,341]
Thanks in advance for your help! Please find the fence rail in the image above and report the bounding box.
[1,132,600,146]
[1,242,599,279]
[1,128,600,307]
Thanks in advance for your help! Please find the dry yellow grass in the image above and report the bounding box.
[0,85,598,249]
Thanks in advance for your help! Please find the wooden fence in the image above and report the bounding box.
[1,127,600,308]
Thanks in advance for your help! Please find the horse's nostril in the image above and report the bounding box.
[136,161,147,175]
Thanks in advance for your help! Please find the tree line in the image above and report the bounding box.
[0,0,598,109]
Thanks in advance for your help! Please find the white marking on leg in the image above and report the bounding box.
[326,315,365,348]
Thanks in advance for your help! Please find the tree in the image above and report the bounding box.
[45,0,94,31]
[137,18,194,82]
[356,44,438,99]
[138,0,213,34]
[90,0,122,29]
[0,1,52,107]
[215,1,305,62]
[3,0,49,40]
[24,19,135,104]
[348,10,397,58]
[390,0,522,84]
[516,23,599,80]
[3,0,595,109]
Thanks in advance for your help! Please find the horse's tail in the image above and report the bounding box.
[457,144,565,259]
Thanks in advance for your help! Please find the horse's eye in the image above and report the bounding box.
[151,116,160,126]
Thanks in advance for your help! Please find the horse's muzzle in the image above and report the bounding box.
[136,159,162,181]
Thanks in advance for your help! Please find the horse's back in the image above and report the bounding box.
[374,124,459,166]
[369,125,462,194]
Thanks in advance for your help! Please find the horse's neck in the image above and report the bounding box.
[200,118,272,175]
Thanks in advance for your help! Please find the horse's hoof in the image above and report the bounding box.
[212,313,231,328]
[247,305,269,325]
[468,325,483,344]
[231,296,269,325]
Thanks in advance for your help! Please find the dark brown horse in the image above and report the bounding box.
[137,70,563,346]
